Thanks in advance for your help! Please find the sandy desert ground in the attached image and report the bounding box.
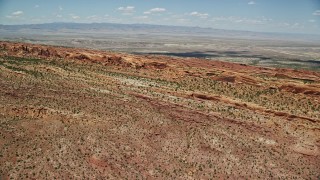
[0,41,319,179]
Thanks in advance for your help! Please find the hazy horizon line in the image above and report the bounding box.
[1,22,320,36]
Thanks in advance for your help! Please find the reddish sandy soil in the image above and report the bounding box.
[0,41,319,179]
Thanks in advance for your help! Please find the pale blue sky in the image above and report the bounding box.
[0,0,320,34]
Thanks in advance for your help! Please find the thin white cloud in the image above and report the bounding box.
[308,19,316,23]
[144,8,166,14]
[86,15,99,21]
[277,22,304,29]
[190,11,209,19]
[248,1,256,5]
[70,14,80,19]
[56,14,62,18]
[290,22,304,29]
[87,15,97,18]
[34,5,39,8]
[176,18,189,23]
[280,22,290,27]
[150,8,166,13]
[313,10,320,16]
[118,6,135,15]
[134,16,149,20]
[6,11,24,19]
[293,22,300,26]
[210,16,271,25]
[12,11,23,16]
[59,6,63,11]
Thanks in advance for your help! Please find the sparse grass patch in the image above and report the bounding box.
[0,63,43,78]
[3,56,42,64]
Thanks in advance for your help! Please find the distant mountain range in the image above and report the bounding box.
[1,22,320,42]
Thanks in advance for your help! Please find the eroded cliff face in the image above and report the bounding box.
[0,41,319,179]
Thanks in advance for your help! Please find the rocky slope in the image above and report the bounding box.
[0,41,319,179]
